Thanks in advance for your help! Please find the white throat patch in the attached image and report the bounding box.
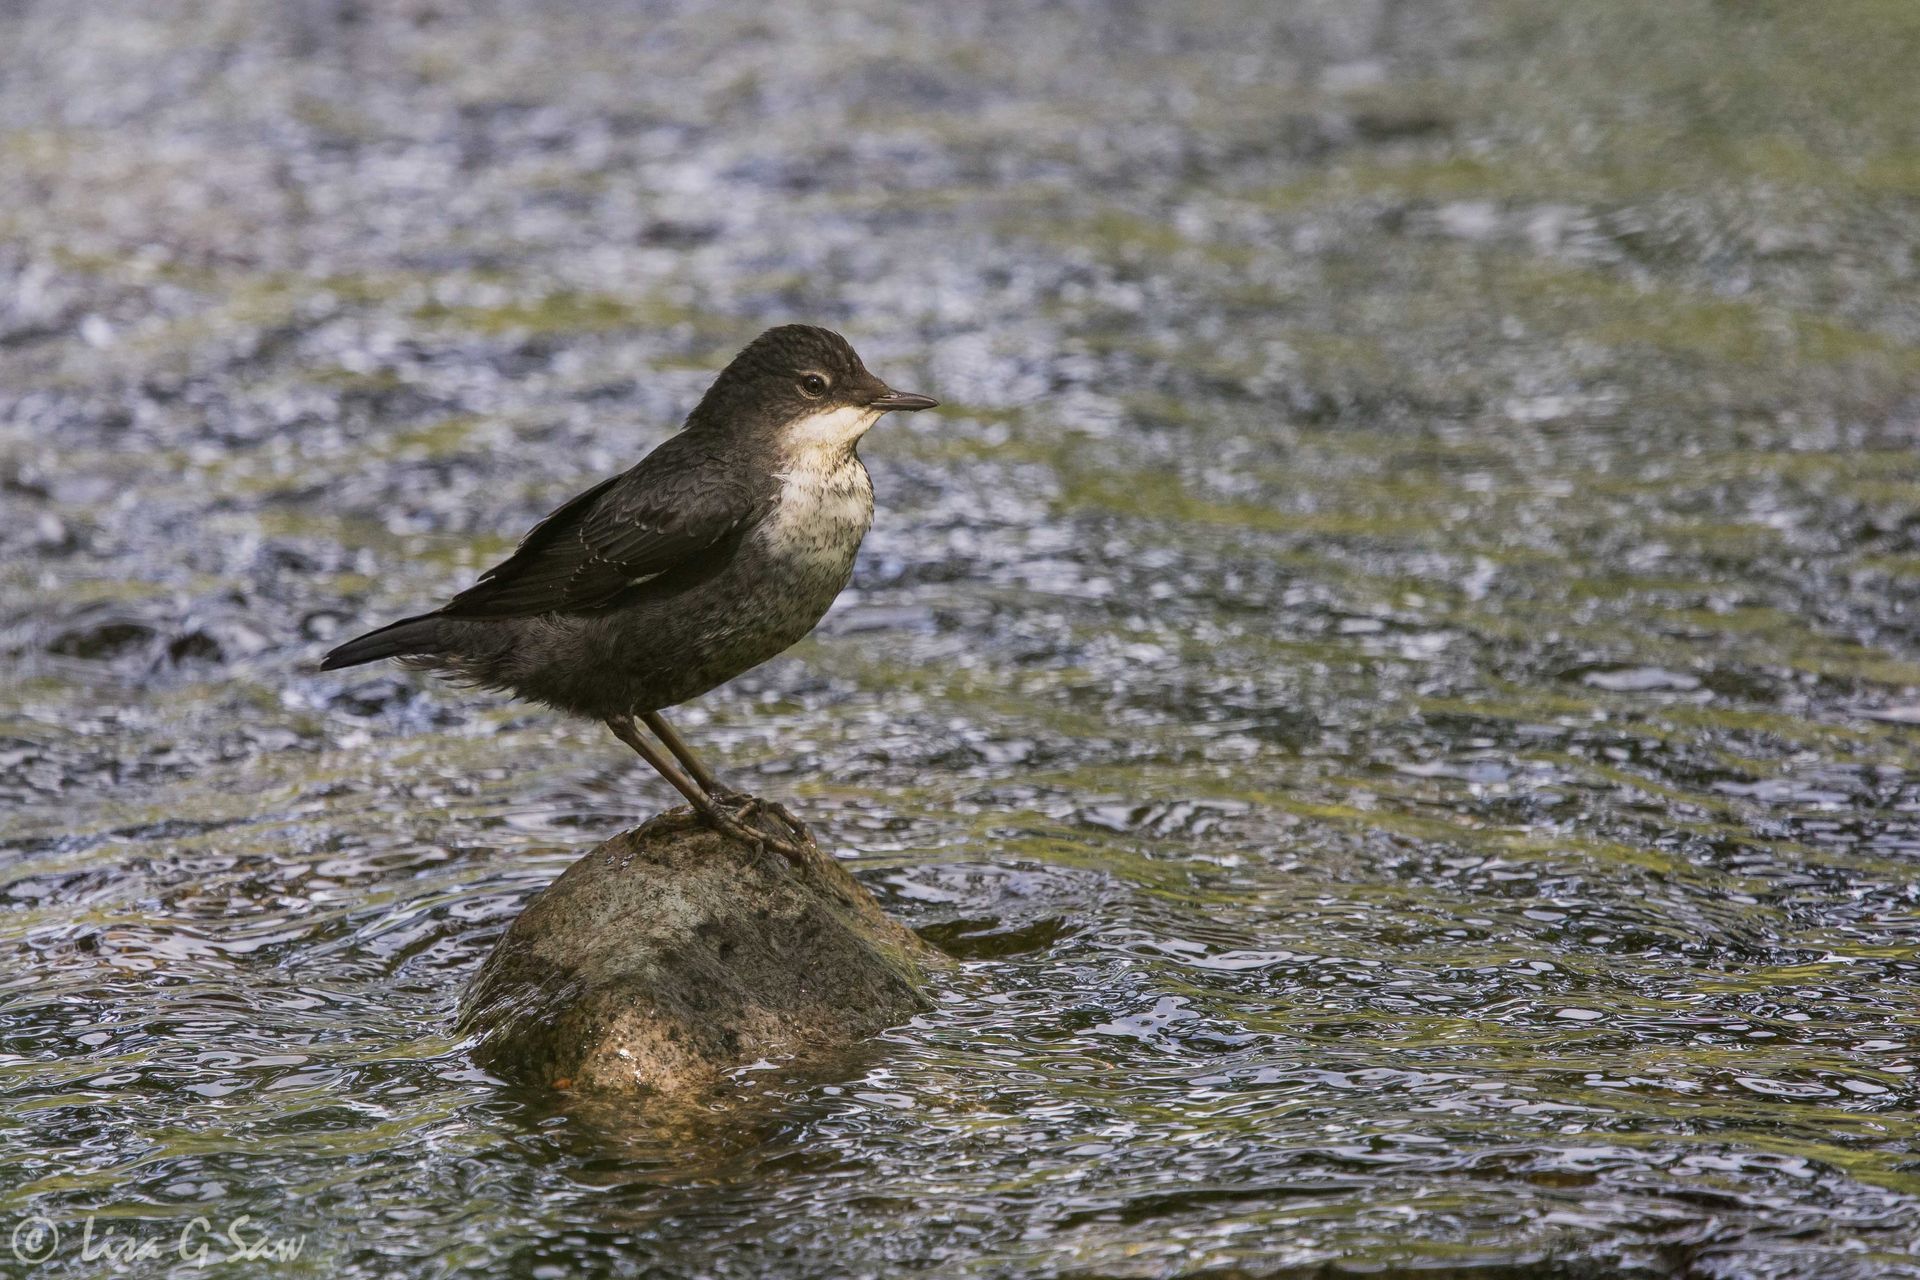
[781,404,883,459]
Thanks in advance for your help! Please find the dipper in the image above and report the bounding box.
[321,325,937,858]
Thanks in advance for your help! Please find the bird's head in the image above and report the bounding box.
[688,324,937,460]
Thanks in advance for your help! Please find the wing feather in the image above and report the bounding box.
[440,437,758,619]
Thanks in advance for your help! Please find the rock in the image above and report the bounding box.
[46,618,156,661]
[461,807,942,1097]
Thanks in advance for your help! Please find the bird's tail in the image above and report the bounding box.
[319,613,447,671]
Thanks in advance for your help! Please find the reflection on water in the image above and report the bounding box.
[3,0,1920,1274]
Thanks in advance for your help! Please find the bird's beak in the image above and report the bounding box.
[869,390,939,412]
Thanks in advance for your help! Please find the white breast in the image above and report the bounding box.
[758,458,875,572]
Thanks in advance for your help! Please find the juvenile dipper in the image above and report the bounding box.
[321,325,937,858]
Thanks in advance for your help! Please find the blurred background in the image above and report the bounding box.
[3,1,1920,1276]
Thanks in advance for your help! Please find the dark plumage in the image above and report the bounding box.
[322,324,937,856]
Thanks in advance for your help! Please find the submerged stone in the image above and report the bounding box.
[461,809,942,1097]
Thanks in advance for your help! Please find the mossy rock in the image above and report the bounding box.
[461,808,943,1096]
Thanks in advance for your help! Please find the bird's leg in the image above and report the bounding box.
[641,710,812,845]
[639,711,724,796]
[603,715,706,809]
[603,715,805,864]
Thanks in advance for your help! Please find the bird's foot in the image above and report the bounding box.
[698,794,809,866]
[710,788,812,845]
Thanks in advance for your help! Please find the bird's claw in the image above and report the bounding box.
[711,790,811,843]
[699,794,810,866]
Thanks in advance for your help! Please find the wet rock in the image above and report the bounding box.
[165,630,224,666]
[327,676,415,716]
[47,618,156,660]
[462,809,941,1096]
[637,219,720,248]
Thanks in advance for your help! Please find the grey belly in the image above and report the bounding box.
[478,541,857,717]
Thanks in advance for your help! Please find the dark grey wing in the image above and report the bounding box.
[440,438,761,619]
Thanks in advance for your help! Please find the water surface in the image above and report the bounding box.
[3,1,1919,1275]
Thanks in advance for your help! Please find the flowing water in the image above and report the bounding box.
[4,1,1920,1275]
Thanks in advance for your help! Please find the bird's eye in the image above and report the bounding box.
[799,373,828,398]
